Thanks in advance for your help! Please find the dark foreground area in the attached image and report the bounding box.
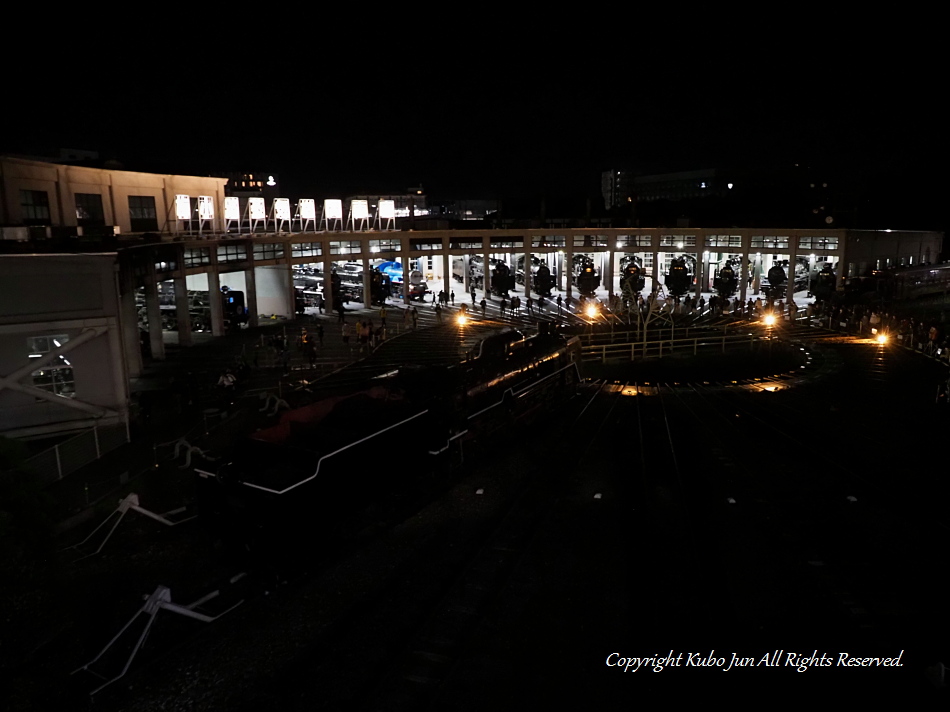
[2,334,949,710]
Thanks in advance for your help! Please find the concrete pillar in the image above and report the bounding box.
[144,264,165,360]
[399,248,410,304]
[484,245,492,296]
[694,250,703,300]
[463,254,470,293]
[565,236,573,302]
[173,276,193,346]
[557,250,564,291]
[118,256,143,378]
[442,244,450,303]
[739,246,749,304]
[787,235,797,304]
[322,244,334,314]
[651,250,660,294]
[208,268,225,337]
[245,266,259,328]
[605,248,614,298]
[524,248,532,297]
[286,262,297,321]
[362,257,372,307]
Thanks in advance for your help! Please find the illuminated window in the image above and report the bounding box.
[489,239,524,249]
[751,236,789,250]
[706,235,742,248]
[660,235,697,247]
[75,193,105,226]
[573,235,608,248]
[798,236,838,251]
[20,190,51,225]
[27,335,75,398]
[368,238,401,252]
[531,236,566,247]
[128,195,159,232]
[253,243,285,261]
[291,243,322,258]
[217,244,247,262]
[409,238,443,251]
[329,240,361,255]
[184,248,211,267]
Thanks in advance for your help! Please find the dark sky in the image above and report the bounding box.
[4,39,943,226]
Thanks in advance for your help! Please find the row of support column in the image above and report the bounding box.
[123,242,835,368]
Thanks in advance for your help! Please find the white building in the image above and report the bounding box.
[0,254,130,440]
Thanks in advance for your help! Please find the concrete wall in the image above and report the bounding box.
[255,265,291,317]
[0,156,227,234]
[0,254,129,438]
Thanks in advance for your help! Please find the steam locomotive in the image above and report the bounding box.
[810,264,837,301]
[491,262,516,297]
[515,256,555,297]
[619,258,646,296]
[574,257,600,297]
[664,256,694,296]
[714,262,738,298]
[534,263,554,297]
[195,329,583,548]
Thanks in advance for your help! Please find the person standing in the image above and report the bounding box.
[480,297,487,317]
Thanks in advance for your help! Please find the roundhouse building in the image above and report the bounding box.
[0,155,944,446]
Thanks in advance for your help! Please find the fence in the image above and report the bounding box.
[580,331,759,363]
[25,422,130,486]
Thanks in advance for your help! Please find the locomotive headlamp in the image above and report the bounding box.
[877,333,888,344]
[457,314,468,326]
[763,314,776,326]
[585,305,598,319]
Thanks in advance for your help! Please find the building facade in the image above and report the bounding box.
[0,156,228,236]
[0,254,129,439]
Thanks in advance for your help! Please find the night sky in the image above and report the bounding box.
[4,39,944,230]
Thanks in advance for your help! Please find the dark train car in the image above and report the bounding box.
[765,263,787,297]
[810,264,837,302]
[195,330,583,551]
[369,266,392,305]
[714,263,738,298]
[665,256,693,296]
[619,259,645,296]
[574,258,600,297]
[876,262,950,301]
[491,262,516,297]
[534,263,554,297]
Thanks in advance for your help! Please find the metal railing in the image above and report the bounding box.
[25,422,129,486]
[580,330,759,363]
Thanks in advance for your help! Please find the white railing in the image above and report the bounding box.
[25,423,129,486]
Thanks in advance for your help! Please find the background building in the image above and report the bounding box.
[0,156,228,237]
[0,254,129,441]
